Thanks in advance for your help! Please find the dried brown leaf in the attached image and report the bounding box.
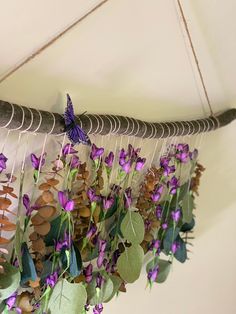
[34,221,50,236]
[0,197,12,210]
[38,205,56,219]
[39,183,51,191]
[31,214,45,226]
[47,178,59,186]
[42,190,54,203]
[17,292,34,312]
[79,207,91,218]
[0,236,11,244]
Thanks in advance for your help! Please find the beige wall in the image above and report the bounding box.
[0,0,235,313]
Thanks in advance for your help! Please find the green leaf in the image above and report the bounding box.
[44,216,67,246]
[69,244,82,277]
[171,181,190,207]
[21,242,37,285]
[15,221,23,271]
[117,244,144,283]
[48,280,87,314]
[87,272,114,305]
[181,218,195,232]
[174,235,187,263]
[163,227,180,253]
[156,259,171,283]
[146,256,159,274]
[105,275,122,303]
[182,193,194,224]
[120,211,145,244]
[0,263,20,302]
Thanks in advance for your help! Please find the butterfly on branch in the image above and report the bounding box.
[64,94,91,146]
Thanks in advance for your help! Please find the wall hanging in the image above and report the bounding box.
[0,1,235,314]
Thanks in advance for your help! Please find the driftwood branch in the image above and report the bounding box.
[0,100,235,139]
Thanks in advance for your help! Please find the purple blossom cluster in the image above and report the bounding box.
[119,144,146,173]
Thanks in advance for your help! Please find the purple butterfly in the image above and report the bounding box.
[64,94,91,145]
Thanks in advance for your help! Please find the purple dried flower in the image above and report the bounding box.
[22,194,38,216]
[90,144,104,160]
[30,153,45,170]
[102,195,114,210]
[155,205,162,219]
[104,152,114,168]
[86,224,97,239]
[46,271,58,288]
[87,188,101,203]
[175,144,190,163]
[135,157,146,171]
[171,242,180,254]
[122,160,132,173]
[97,239,107,268]
[0,153,7,173]
[160,156,175,176]
[84,264,93,283]
[148,266,159,283]
[62,143,78,156]
[160,156,170,168]
[6,292,17,310]
[128,144,140,159]
[149,239,161,251]
[171,209,181,223]
[55,233,71,252]
[162,222,168,230]
[93,304,103,314]
[124,187,132,208]
[96,273,105,289]
[151,184,164,202]
[58,191,75,211]
[167,176,179,195]
[70,155,80,169]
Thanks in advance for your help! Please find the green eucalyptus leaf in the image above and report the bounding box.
[69,244,82,277]
[44,216,67,246]
[15,221,23,271]
[105,275,122,303]
[87,272,114,305]
[48,280,87,314]
[182,193,194,223]
[181,218,195,232]
[21,243,37,285]
[120,211,145,244]
[174,235,187,263]
[146,256,159,274]
[0,263,20,302]
[0,302,5,312]
[156,259,171,283]
[163,227,180,253]
[117,244,144,283]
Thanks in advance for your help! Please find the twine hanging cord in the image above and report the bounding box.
[176,0,214,116]
[0,0,109,84]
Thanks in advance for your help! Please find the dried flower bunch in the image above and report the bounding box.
[0,141,204,314]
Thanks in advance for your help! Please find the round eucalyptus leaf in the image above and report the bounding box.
[182,193,194,224]
[48,280,87,314]
[0,263,20,302]
[174,235,187,263]
[163,227,180,253]
[87,272,114,306]
[117,244,144,283]
[120,211,145,244]
[156,259,171,283]
[105,275,123,303]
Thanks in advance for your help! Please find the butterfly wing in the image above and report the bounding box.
[64,94,75,127]
[67,124,91,146]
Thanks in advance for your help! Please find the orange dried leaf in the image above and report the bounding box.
[42,190,54,203]
[35,196,47,206]
[31,214,45,226]
[17,292,34,312]
[34,221,50,236]
[38,205,56,219]
[0,221,16,231]
[29,232,38,241]
[0,197,12,210]
[79,207,91,218]
[39,183,50,191]
[47,178,59,186]
[32,238,45,253]
[0,237,11,244]
[29,277,40,288]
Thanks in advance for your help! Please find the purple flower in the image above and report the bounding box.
[104,152,114,168]
[175,144,190,163]
[62,143,78,156]
[58,191,75,211]
[128,144,140,159]
[160,156,175,176]
[135,157,146,171]
[86,224,97,239]
[149,239,161,251]
[160,157,170,168]
[30,153,45,170]
[167,176,179,195]
[171,209,181,223]
[93,304,103,314]
[87,188,101,203]
[124,187,132,208]
[151,185,164,202]
[102,195,114,210]
[97,239,107,268]
[84,264,93,283]
[121,160,132,173]
[171,242,180,254]
[162,222,168,230]
[46,271,58,288]
[119,148,128,164]
[90,144,104,160]
[0,153,7,173]
[23,194,38,216]
[55,233,71,252]
[96,273,105,289]
[6,292,17,310]
[147,266,159,283]
[155,205,162,219]
[70,155,80,169]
